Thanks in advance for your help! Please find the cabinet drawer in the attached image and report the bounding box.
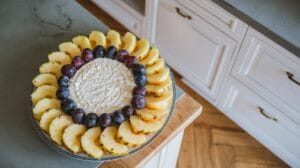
[156,0,236,100]
[232,28,300,118]
[220,78,300,167]
[176,0,247,41]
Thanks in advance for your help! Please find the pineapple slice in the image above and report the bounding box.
[106,30,121,50]
[145,92,173,110]
[130,115,166,134]
[147,67,170,84]
[146,58,165,75]
[33,98,60,120]
[63,124,87,153]
[49,115,73,145]
[39,108,63,132]
[72,35,92,50]
[32,73,57,87]
[39,62,61,77]
[31,85,57,105]
[117,121,146,147]
[89,31,106,48]
[136,107,168,122]
[59,42,81,58]
[132,38,150,60]
[139,47,159,66]
[100,126,128,156]
[48,51,71,65]
[146,77,172,96]
[81,127,104,159]
[121,32,136,54]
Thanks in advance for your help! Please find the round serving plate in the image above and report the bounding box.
[30,65,176,162]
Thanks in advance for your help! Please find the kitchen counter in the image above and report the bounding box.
[212,0,300,57]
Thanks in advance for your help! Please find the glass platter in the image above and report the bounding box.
[30,65,176,162]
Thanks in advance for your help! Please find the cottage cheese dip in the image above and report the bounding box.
[69,58,135,115]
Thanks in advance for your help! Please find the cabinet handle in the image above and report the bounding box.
[258,107,277,122]
[286,71,300,85]
[175,7,192,20]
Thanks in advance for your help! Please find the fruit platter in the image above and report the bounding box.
[30,30,176,161]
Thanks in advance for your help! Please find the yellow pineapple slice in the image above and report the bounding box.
[49,115,73,145]
[136,107,168,122]
[117,121,146,147]
[146,58,165,75]
[132,38,150,60]
[81,127,104,159]
[33,98,60,120]
[106,30,121,49]
[121,32,136,54]
[31,85,57,105]
[72,35,92,50]
[146,77,172,96]
[139,47,159,66]
[147,67,170,84]
[129,115,166,134]
[48,51,71,65]
[89,31,106,48]
[39,109,63,132]
[32,73,57,87]
[145,92,173,110]
[39,62,61,77]
[59,42,81,58]
[63,124,87,153]
[100,126,128,156]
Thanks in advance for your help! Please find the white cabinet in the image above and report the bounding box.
[156,0,237,102]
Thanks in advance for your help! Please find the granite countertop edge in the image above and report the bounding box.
[212,0,300,57]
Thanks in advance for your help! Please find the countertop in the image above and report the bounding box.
[212,0,300,57]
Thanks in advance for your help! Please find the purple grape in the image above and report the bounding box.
[71,56,85,69]
[71,108,85,124]
[57,75,69,87]
[131,95,146,109]
[97,113,112,128]
[56,87,69,100]
[134,74,147,86]
[115,50,129,62]
[105,46,117,59]
[93,45,105,58]
[122,105,135,118]
[132,64,146,76]
[61,99,77,114]
[81,48,93,62]
[124,56,138,68]
[83,113,98,128]
[112,110,125,124]
[61,64,77,78]
[133,86,146,96]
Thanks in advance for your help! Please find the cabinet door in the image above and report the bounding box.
[156,0,236,101]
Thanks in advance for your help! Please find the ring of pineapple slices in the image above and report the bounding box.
[31,30,175,160]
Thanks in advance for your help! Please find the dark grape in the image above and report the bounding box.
[134,74,147,86]
[131,95,146,109]
[57,75,69,87]
[105,46,117,59]
[71,108,85,124]
[132,64,146,76]
[61,99,77,114]
[124,56,138,68]
[83,113,98,128]
[61,64,77,78]
[112,110,125,124]
[133,86,146,96]
[93,45,105,58]
[56,87,69,100]
[97,113,112,128]
[115,50,129,62]
[122,105,135,118]
[71,56,85,69]
[81,48,93,62]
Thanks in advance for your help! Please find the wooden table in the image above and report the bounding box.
[101,94,202,168]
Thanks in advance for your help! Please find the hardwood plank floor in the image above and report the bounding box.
[78,1,288,167]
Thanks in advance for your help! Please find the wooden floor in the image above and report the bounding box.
[78,1,288,167]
